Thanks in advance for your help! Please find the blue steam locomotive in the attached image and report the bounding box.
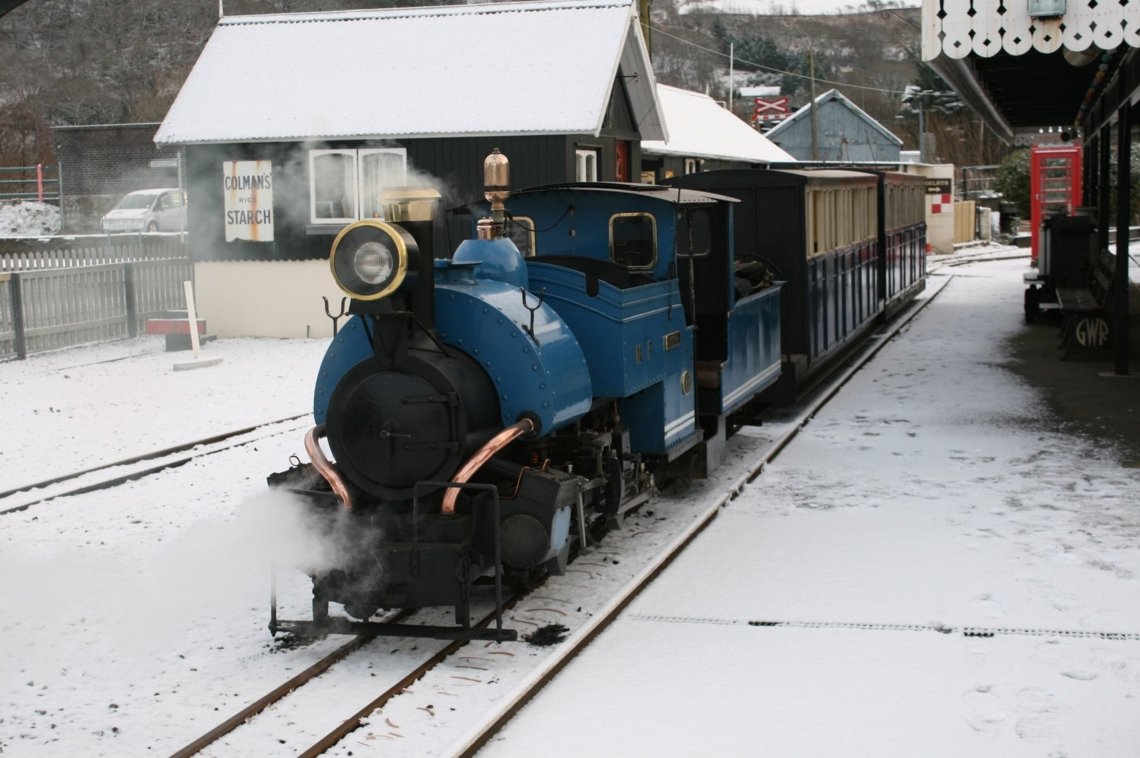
[269,151,924,641]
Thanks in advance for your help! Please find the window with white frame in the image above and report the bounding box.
[309,147,407,224]
[576,148,599,182]
[684,158,699,174]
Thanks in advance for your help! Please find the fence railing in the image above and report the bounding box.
[959,164,1000,201]
[0,164,61,204]
[0,238,191,359]
[0,235,186,271]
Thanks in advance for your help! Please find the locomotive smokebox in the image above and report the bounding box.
[325,343,500,500]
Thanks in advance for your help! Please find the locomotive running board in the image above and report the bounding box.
[270,617,518,642]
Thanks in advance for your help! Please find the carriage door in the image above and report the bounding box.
[1030,144,1082,262]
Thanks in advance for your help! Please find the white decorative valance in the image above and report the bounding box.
[922,0,1140,60]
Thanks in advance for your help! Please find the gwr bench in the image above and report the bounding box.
[145,312,216,352]
[1055,250,1114,360]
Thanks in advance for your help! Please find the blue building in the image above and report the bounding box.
[764,89,903,164]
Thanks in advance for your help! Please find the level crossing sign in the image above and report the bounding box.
[753,97,790,123]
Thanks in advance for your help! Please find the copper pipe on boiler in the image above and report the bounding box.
[440,418,535,515]
[304,425,353,509]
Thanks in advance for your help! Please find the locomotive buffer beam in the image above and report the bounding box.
[267,480,518,642]
[270,617,517,643]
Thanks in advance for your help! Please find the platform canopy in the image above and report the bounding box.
[921,0,1139,144]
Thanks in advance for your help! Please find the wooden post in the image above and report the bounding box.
[124,263,138,338]
[1113,105,1131,376]
[183,280,202,359]
[8,273,26,360]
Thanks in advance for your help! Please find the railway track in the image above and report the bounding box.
[0,414,310,515]
[166,275,956,756]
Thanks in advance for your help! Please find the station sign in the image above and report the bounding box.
[223,160,274,242]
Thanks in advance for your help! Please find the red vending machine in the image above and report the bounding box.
[1030,143,1083,262]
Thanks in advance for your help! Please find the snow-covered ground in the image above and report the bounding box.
[0,246,1137,756]
[0,201,61,237]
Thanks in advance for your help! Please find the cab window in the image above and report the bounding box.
[610,213,656,269]
[505,215,536,257]
[677,208,712,258]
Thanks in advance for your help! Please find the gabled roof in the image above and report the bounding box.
[641,85,794,164]
[764,88,902,146]
[155,0,664,145]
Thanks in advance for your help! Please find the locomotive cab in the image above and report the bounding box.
[500,183,782,473]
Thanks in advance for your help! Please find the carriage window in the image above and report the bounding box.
[505,215,536,257]
[610,213,657,268]
[677,208,711,257]
[811,190,831,255]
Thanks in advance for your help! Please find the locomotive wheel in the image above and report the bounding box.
[505,567,548,592]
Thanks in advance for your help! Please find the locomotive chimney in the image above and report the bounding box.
[478,148,510,240]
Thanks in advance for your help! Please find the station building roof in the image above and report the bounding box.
[156,0,665,145]
[641,85,794,164]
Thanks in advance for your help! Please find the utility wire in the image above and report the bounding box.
[649,22,912,95]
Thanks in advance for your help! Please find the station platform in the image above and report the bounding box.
[480,251,1140,757]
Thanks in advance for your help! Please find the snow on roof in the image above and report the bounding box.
[641,85,795,164]
[765,88,902,146]
[739,85,781,97]
[155,0,665,145]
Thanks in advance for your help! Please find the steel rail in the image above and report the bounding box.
[296,597,521,758]
[0,415,309,515]
[167,629,387,758]
[172,596,518,758]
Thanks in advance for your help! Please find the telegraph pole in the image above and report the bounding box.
[809,48,819,161]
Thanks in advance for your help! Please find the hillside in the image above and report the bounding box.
[0,0,987,168]
[652,3,923,128]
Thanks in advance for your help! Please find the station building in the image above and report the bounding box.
[155,0,666,338]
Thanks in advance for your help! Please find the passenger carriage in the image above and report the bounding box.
[667,167,926,399]
[878,170,927,317]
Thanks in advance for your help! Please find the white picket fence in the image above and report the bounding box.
[0,237,191,359]
[0,236,185,271]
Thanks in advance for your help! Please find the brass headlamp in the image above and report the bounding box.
[328,220,415,301]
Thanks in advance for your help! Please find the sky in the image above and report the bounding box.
[0,245,1138,756]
